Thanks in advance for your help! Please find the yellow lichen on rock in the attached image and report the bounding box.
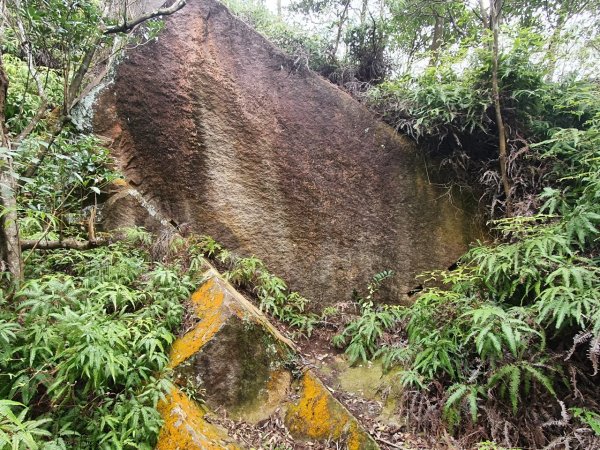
[285,371,378,450]
[160,270,378,449]
[169,278,227,367]
[156,387,243,450]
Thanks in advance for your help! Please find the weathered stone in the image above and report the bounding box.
[93,0,483,307]
[169,271,294,418]
[286,370,379,450]
[156,387,243,450]
[158,269,380,448]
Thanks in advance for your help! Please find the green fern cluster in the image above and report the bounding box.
[333,270,402,364]
[0,235,195,449]
[346,108,600,446]
[192,236,319,336]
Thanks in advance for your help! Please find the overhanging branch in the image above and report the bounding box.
[104,0,187,34]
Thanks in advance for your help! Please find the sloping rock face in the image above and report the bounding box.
[157,268,379,449]
[93,0,482,305]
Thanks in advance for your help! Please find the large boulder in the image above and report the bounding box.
[157,268,379,449]
[93,0,482,306]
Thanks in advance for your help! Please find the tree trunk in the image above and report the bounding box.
[360,0,368,25]
[490,0,511,213]
[0,53,23,281]
[276,0,282,18]
[330,0,351,62]
[429,15,444,66]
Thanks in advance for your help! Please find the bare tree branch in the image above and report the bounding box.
[104,0,187,34]
[67,40,99,108]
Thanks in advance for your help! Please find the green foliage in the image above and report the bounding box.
[3,54,62,134]
[0,237,194,449]
[192,236,319,336]
[333,270,401,364]
[227,0,334,74]
[0,400,52,450]
[571,408,600,436]
[15,133,119,241]
[369,104,600,445]
[344,21,389,83]
[0,1,192,447]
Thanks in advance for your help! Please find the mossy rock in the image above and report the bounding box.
[159,270,380,449]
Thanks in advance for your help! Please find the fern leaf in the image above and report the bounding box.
[509,365,521,414]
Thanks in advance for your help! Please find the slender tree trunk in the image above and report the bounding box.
[0,54,23,281]
[330,0,351,62]
[545,12,566,78]
[479,0,489,28]
[429,15,444,66]
[490,0,511,213]
[360,0,368,25]
[276,0,282,18]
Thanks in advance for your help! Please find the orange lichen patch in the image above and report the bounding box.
[169,278,228,368]
[285,371,379,450]
[156,387,242,450]
[190,277,226,315]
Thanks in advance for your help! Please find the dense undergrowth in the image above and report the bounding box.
[0,229,202,449]
[367,38,600,218]
[334,84,600,447]
[0,226,320,449]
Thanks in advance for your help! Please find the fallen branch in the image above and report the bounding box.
[21,239,109,251]
[374,437,405,449]
[104,0,187,34]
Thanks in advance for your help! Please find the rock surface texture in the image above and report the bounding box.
[156,268,379,449]
[94,0,482,306]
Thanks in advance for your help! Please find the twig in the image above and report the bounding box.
[375,437,405,449]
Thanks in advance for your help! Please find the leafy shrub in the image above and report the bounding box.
[333,270,402,364]
[0,238,195,449]
[367,111,600,447]
[367,31,600,217]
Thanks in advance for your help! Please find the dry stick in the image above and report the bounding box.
[21,239,108,251]
[374,437,404,449]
